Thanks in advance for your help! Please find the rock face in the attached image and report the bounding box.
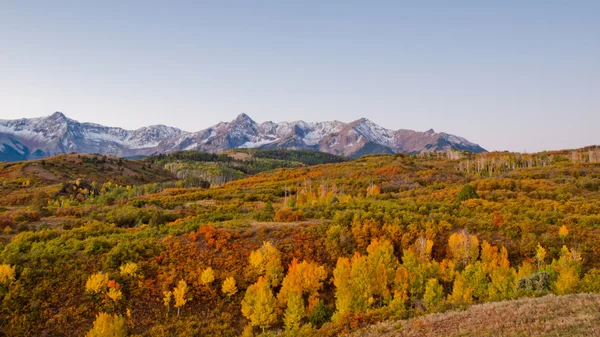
[0,112,486,161]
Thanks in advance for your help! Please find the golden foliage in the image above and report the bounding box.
[535,243,547,269]
[278,259,327,306]
[222,276,238,297]
[448,274,473,305]
[283,290,305,333]
[424,278,444,313]
[173,279,189,316]
[85,312,127,337]
[559,225,569,242]
[332,257,353,319]
[554,245,580,295]
[0,264,16,285]
[241,276,277,330]
[448,229,480,267]
[85,272,109,295]
[107,288,122,302]
[119,262,139,277]
[248,241,283,287]
[200,267,215,286]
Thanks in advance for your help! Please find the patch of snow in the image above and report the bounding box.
[201,130,217,144]
[184,142,199,151]
[352,119,394,147]
[447,134,468,145]
[303,131,322,146]
[84,130,128,144]
[239,138,279,149]
[328,137,339,147]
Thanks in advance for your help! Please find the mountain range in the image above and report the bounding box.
[0,112,486,161]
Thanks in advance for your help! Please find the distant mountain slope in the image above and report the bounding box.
[0,112,486,161]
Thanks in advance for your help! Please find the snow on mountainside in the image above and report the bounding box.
[0,112,486,161]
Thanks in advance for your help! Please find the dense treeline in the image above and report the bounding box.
[0,148,599,336]
[252,149,347,166]
[146,149,347,186]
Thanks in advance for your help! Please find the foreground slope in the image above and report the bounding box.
[0,148,599,336]
[353,294,600,337]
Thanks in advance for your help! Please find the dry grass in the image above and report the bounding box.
[351,294,600,337]
[227,151,253,160]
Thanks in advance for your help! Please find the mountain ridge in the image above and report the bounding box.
[0,112,486,161]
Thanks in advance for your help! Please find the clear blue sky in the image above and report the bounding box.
[1,1,598,152]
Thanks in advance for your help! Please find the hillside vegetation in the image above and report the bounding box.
[0,153,175,206]
[0,147,599,336]
[145,149,346,185]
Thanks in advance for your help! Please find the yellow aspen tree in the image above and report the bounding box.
[413,236,434,264]
[498,246,510,269]
[559,225,569,243]
[163,291,172,317]
[390,267,409,312]
[332,257,353,320]
[480,241,499,273]
[517,261,536,280]
[555,266,579,295]
[107,288,122,302]
[241,324,255,337]
[423,278,444,313]
[448,229,480,268]
[0,264,16,285]
[200,267,215,286]
[241,276,277,333]
[283,290,305,334]
[222,276,238,297]
[277,259,326,307]
[439,259,457,285]
[85,312,127,337]
[448,273,473,305]
[535,243,546,270]
[462,262,489,301]
[488,266,517,301]
[350,253,371,312]
[248,241,284,286]
[85,272,109,295]
[554,246,580,295]
[366,239,398,305]
[173,280,189,317]
[119,262,138,278]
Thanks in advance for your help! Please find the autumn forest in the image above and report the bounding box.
[1,147,600,336]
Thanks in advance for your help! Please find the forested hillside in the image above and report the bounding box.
[145,149,346,186]
[0,147,599,336]
[0,153,176,207]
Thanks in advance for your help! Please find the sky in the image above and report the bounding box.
[1,1,598,152]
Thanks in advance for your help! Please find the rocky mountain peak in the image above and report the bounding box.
[0,112,486,161]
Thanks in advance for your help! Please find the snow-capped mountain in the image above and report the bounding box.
[0,112,486,161]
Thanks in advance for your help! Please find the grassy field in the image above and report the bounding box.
[353,294,600,337]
